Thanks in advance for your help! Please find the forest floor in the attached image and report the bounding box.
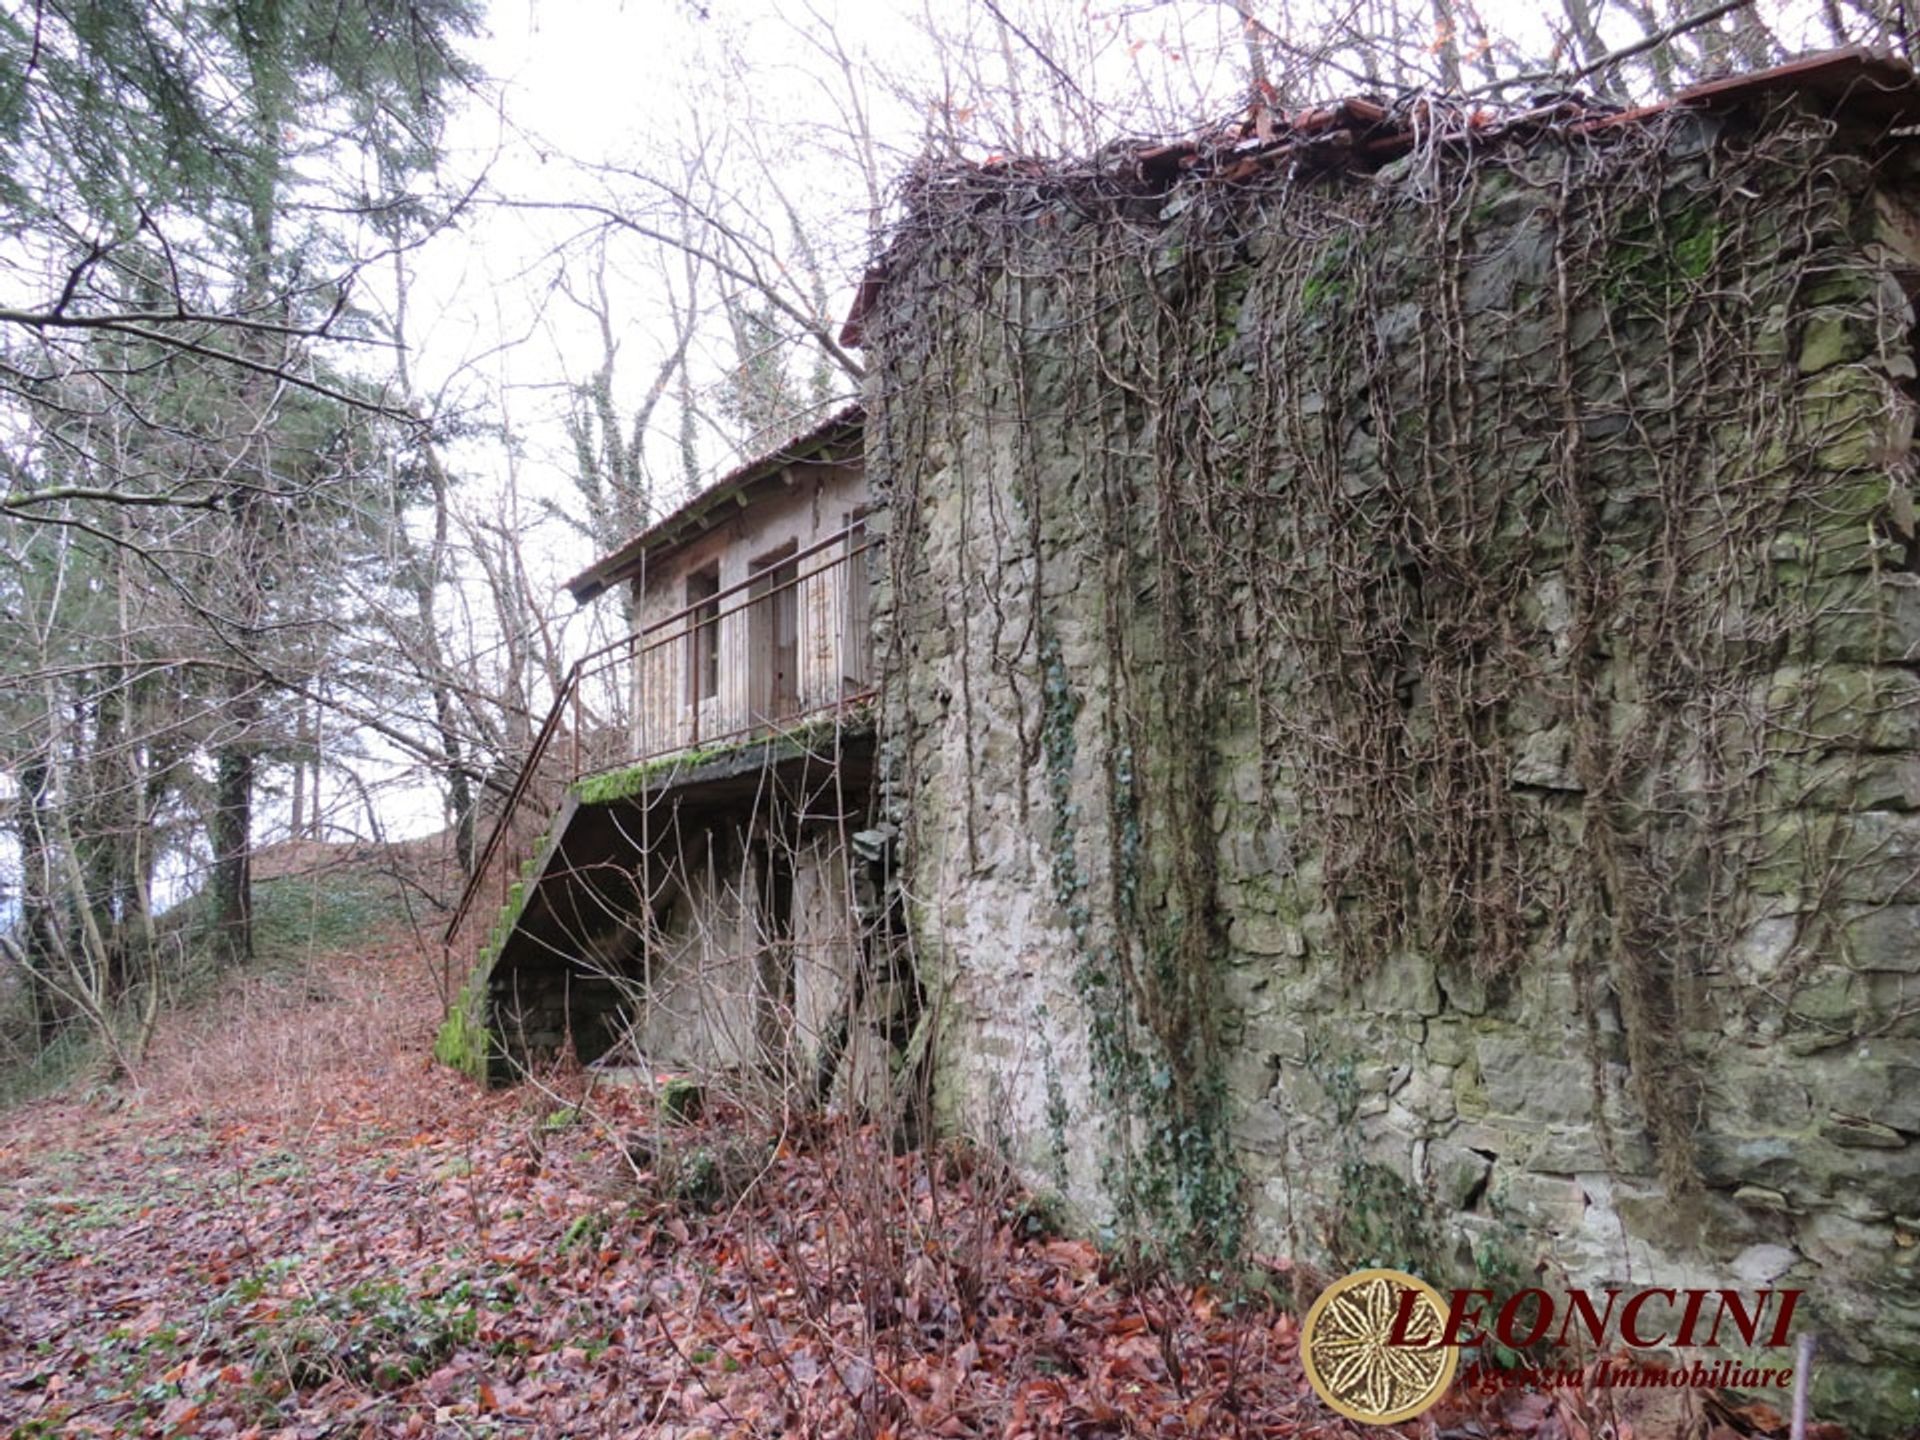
[0,847,1833,1439]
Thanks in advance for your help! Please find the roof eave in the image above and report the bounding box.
[565,404,865,605]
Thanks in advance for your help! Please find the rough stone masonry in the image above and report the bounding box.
[862,89,1920,1430]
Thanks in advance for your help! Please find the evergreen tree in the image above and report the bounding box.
[0,0,482,1044]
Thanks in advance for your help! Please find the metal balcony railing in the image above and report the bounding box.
[443,524,877,965]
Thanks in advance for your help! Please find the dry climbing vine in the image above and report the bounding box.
[869,93,1918,1228]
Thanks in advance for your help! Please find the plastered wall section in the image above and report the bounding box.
[617,819,862,1076]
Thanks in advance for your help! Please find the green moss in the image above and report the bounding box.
[1800,367,1891,471]
[571,705,875,807]
[432,985,493,1082]
[574,747,729,804]
[1672,218,1717,281]
[1465,168,1521,229]
[1810,1363,1920,1433]
[1295,233,1354,316]
[432,865,533,1083]
[1604,202,1721,313]
[1300,270,1345,312]
[1210,265,1255,348]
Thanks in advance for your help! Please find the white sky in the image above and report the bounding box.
[327,0,1849,843]
[0,0,1861,911]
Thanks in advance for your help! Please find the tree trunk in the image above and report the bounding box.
[210,684,257,964]
[290,707,307,839]
[15,751,66,1049]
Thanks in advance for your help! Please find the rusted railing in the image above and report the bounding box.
[443,525,877,961]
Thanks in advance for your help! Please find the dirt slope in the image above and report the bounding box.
[0,858,1822,1439]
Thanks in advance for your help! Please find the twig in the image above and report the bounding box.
[1465,0,1755,96]
[973,0,1098,114]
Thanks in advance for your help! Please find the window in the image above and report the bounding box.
[686,564,720,713]
[840,513,870,693]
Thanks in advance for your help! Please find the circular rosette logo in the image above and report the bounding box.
[1300,1267,1459,1425]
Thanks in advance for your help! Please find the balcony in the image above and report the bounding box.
[442,523,877,994]
[619,521,874,768]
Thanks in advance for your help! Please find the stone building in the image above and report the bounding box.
[443,48,1920,1429]
[852,48,1920,1431]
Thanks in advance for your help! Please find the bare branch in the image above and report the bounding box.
[1467,0,1757,95]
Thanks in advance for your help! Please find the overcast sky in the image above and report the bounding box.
[322,0,1847,845]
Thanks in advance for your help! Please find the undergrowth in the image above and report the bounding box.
[0,847,423,1110]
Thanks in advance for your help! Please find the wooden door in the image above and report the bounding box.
[749,543,800,725]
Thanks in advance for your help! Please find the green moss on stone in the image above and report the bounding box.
[1810,1362,1920,1433]
[1800,367,1890,471]
[1603,203,1721,312]
[432,984,493,1082]
[1672,217,1718,281]
[432,822,558,1082]
[1798,312,1870,374]
[1298,234,1354,316]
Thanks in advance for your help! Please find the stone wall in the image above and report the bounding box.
[865,100,1920,1429]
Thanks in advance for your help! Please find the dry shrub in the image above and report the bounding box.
[137,939,447,1132]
